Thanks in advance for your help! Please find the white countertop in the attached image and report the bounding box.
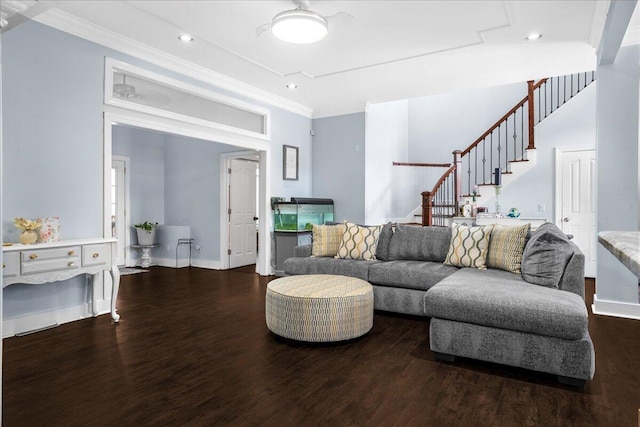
[598,231,640,278]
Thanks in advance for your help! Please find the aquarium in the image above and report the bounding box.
[273,198,334,232]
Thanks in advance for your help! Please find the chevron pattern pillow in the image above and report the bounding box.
[444,223,494,269]
[487,223,531,273]
[335,222,381,261]
[311,224,345,257]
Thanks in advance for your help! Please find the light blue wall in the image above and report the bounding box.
[596,44,640,303]
[1,20,312,324]
[112,126,166,231]
[312,113,365,224]
[112,126,241,264]
[164,134,238,262]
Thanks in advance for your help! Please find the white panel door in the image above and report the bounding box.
[560,149,596,277]
[229,159,258,268]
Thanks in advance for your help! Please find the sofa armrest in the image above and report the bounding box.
[293,244,312,258]
[558,242,586,300]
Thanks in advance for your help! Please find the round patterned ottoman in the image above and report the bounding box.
[265,275,374,342]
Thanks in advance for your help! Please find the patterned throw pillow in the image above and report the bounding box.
[311,224,345,257]
[487,223,531,273]
[335,222,382,261]
[444,223,494,270]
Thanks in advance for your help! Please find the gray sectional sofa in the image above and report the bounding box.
[283,223,595,386]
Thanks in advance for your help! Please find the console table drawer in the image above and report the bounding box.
[21,246,81,275]
[21,246,81,262]
[3,252,20,278]
[82,244,109,267]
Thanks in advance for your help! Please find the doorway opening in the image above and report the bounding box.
[103,111,272,276]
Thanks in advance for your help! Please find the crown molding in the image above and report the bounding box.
[33,8,314,118]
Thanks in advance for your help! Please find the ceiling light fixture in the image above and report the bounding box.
[286,83,298,89]
[179,34,194,42]
[271,9,328,44]
[526,33,542,41]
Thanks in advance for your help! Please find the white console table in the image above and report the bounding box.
[2,238,120,323]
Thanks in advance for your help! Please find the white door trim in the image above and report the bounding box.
[220,151,262,272]
[112,155,131,266]
[103,108,272,276]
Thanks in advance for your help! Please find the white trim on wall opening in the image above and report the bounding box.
[103,108,272,276]
[104,58,271,141]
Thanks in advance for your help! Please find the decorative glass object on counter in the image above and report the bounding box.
[273,198,334,232]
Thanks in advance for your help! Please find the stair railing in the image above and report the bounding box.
[422,71,595,226]
[422,163,457,227]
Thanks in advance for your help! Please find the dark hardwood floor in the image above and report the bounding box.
[3,269,640,426]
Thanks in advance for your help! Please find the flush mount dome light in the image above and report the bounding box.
[271,9,328,44]
[526,33,542,41]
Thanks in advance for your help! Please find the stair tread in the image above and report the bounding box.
[508,159,529,163]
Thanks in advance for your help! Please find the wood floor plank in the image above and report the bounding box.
[3,271,639,426]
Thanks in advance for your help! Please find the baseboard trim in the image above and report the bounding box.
[3,301,112,338]
[592,294,640,320]
[152,257,191,268]
[191,259,221,270]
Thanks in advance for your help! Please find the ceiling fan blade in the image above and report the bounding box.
[323,11,355,22]
[255,23,271,38]
[292,0,311,10]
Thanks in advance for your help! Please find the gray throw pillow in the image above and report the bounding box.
[387,225,451,262]
[375,222,394,261]
[521,223,573,288]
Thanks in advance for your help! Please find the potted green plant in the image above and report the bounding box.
[134,221,158,246]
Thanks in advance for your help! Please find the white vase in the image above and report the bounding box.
[136,228,156,246]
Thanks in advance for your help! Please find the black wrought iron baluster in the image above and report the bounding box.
[497,124,502,175]
[490,131,493,183]
[537,85,541,124]
[474,147,478,190]
[482,138,486,184]
[505,116,509,168]
[512,111,517,164]
[520,105,524,158]
[467,154,471,196]
[556,76,560,111]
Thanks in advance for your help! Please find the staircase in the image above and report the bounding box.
[412,72,595,226]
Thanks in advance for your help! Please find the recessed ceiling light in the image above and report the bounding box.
[526,33,542,41]
[179,34,194,42]
[286,83,298,90]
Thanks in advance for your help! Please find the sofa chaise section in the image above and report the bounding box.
[425,245,594,385]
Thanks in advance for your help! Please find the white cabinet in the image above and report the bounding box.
[2,238,120,323]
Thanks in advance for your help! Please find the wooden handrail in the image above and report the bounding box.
[422,164,457,226]
[461,78,547,157]
[393,162,451,168]
[461,96,527,156]
[532,78,548,90]
[429,164,456,194]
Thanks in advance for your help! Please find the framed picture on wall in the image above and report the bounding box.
[283,145,299,181]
